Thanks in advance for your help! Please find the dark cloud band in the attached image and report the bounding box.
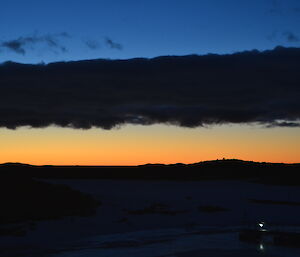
[0,46,299,129]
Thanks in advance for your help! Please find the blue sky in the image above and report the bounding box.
[1,0,300,63]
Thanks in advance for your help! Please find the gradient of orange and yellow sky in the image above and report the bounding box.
[0,124,299,165]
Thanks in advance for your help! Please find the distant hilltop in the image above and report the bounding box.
[0,159,298,168]
[139,159,296,168]
[138,158,300,168]
[0,162,35,168]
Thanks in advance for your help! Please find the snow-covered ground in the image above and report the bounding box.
[1,179,300,257]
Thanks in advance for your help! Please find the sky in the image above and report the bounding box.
[0,0,300,165]
[1,0,300,63]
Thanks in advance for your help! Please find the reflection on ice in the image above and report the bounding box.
[259,243,264,251]
[47,226,300,257]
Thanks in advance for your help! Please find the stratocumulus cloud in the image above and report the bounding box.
[0,46,299,129]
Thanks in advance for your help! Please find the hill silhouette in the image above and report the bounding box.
[1,159,300,185]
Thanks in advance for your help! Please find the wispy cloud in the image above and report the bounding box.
[83,37,123,51]
[283,31,299,42]
[0,33,70,55]
[105,38,123,50]
[267,30,299,43]
[268,0,300,15]
[85,40,101,50]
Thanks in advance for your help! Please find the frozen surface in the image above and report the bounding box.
[1,179,300,257]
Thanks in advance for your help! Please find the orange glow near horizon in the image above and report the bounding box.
[0,124,299,165]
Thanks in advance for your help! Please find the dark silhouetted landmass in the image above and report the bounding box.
[1,159,300,185]
[0,177,99,235]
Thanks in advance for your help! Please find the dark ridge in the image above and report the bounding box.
[0,162,35,168]
[0,159,300,185]
[0,177,100,237]
[0,178,99,224]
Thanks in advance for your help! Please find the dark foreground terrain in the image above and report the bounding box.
[1,159,300,257]
[1,159,300,229]
[0,177,99,236]
[1,178,300,257]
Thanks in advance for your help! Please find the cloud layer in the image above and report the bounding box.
[0,46,299,129]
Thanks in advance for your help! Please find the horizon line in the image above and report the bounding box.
[1,45,296,65]
[1,158,299,167]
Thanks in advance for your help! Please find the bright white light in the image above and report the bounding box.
[259,243,264,251]
[259,222,264,228]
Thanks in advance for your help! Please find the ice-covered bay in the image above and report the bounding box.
[2,179,300,257]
